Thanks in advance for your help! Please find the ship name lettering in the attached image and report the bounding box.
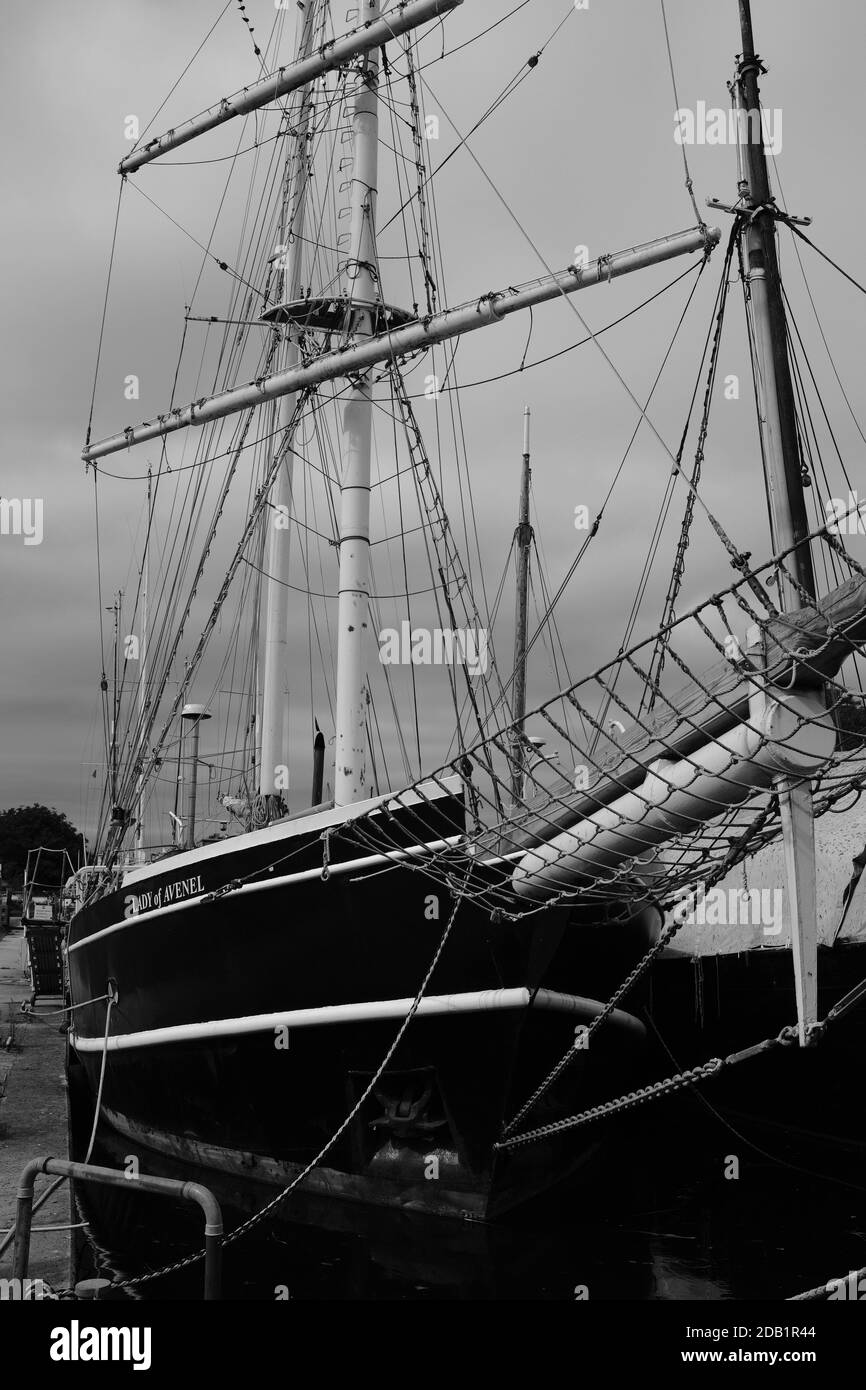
[162,874,204,904]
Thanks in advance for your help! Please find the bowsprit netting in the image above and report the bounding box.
[332,528,866,922]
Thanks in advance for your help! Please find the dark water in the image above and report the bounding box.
[70,1094,866,1301]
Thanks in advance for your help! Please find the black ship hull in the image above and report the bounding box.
[67,787,653,1220]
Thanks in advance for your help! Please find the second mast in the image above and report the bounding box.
[334,0,382,805]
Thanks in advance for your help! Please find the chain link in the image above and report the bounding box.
[496,1058,725,1151]
[497,1022,816,1153]
[501,907,686,1138]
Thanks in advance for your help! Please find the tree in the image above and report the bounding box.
[0,805,83,888]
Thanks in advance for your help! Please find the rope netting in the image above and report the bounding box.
[331,528,866,922]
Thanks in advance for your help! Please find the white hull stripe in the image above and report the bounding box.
[69,988,645,1052]
[67,836,462,956]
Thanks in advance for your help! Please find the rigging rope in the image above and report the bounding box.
[108,391,314,861]
[789,223,866,301]
[379,2,573,238]
[659,0,705,229]
[84,181,125,453]
[487,257,710,736]
[643,223,739,712]
[126,2,234,157]
[411,60,749,614]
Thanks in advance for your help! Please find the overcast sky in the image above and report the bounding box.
[2,0,865,844]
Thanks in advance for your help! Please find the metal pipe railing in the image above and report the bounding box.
[11,1157,223,1300]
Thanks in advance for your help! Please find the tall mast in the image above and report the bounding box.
[108,590,121,815]
[333,0,382,806]
[136,467,151,857]
[737,0,815,609]
[510,407,533,806]
[259,0,320,808]
[737,0,819,1046]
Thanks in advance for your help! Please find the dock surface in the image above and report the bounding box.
[0,925,71,1291]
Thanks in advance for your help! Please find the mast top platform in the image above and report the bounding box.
[261,294,416,335]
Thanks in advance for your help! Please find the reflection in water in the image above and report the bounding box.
[69,1091,866,1301]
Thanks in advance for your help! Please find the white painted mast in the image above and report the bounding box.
[334,0,382,806]
[259,0,319,805]
[135,466,151,859]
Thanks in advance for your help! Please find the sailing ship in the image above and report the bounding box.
[67,0,866,1223]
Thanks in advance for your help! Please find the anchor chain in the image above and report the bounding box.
[500,906,687,1139]
[320,827,331,880]
[496,1025,802,1153]
[496,1058,725,1151]
[500,769,829,1144]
